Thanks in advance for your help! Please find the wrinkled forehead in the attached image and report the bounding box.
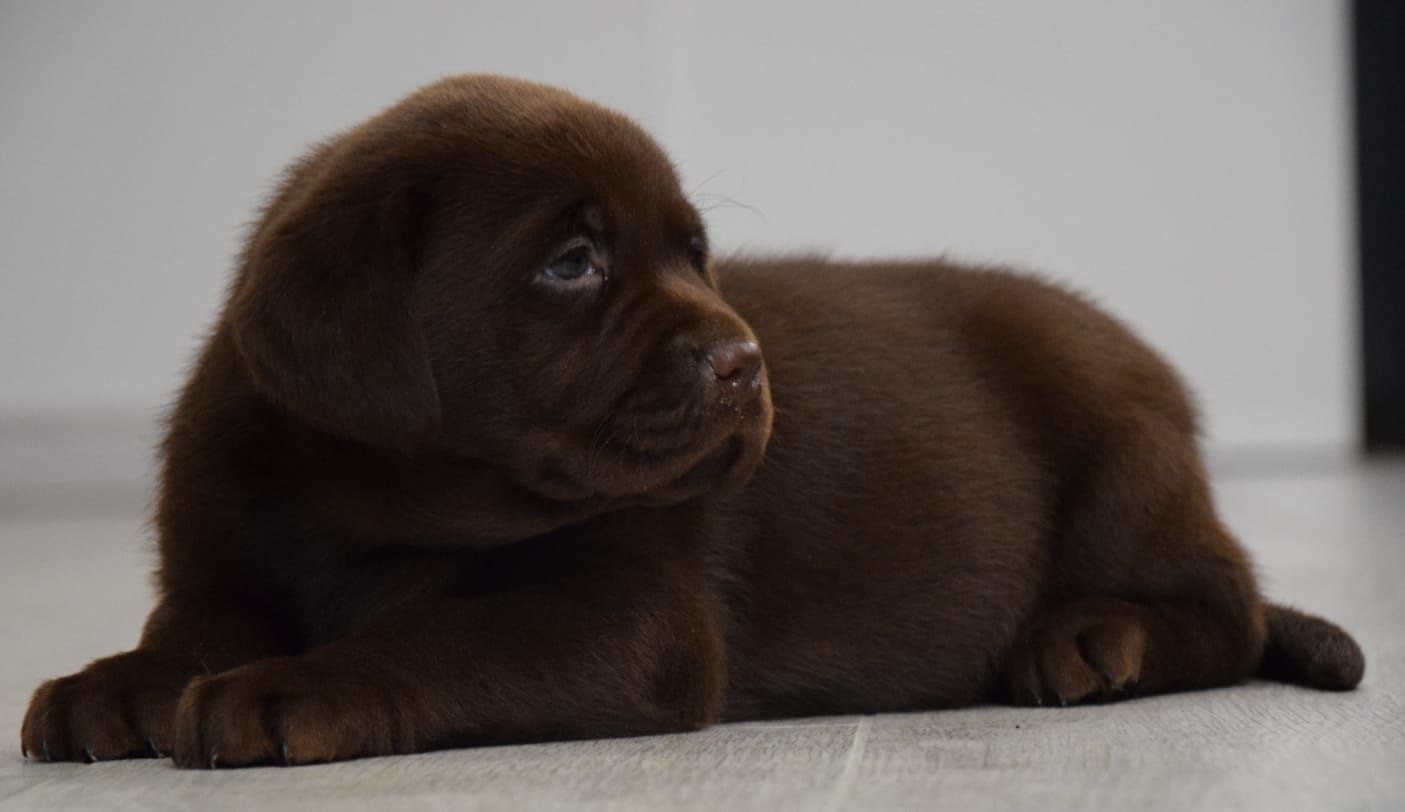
[434,95,701,239]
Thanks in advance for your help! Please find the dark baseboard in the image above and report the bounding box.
[1356,0,1405,450]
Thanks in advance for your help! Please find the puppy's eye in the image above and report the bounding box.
[689,236,709,272]
[543,246,599,282]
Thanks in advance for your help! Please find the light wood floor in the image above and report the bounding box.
[2,461,1401,811]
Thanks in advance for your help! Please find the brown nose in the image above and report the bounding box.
[707,339,763,393]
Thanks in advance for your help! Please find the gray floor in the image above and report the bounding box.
[1,462,1401,811]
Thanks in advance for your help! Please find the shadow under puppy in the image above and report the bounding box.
[22,75,1364,768]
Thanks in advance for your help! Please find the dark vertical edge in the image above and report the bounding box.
[1355,0,1405,450]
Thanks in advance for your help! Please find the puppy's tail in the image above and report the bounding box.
[1255,603,1364,690]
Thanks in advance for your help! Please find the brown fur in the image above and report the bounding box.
[22,75,1363,768]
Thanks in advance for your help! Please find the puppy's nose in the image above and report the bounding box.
[707,340,763,394]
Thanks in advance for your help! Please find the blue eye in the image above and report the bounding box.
[544,247,598,281]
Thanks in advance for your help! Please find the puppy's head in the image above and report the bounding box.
[229,75,772,506]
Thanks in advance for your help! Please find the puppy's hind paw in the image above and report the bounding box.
[1007,600,1147,707]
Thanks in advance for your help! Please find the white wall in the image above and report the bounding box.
[0,0,1354,466]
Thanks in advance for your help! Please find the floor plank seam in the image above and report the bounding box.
[823,715,871,812]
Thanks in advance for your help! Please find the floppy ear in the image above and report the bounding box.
[229,165,441,453]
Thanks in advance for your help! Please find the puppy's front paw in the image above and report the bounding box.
[21,651,192,762]
[1008,600,1148,706]
[173,657,405,768]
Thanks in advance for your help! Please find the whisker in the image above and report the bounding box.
[585,408,618,480]
[687,172,767,222]
[687,169,726,198]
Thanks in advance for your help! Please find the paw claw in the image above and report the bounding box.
[23,652,189,763]
[281,743,292,766]
[148,738,164,758]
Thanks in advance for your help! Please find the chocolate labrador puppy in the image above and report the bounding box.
[23,75,1363,768]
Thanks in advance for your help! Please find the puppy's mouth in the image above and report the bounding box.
[619,425,747,494]
[598,385,770,497]
[516,370,773,506]
[633,434,747,503]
